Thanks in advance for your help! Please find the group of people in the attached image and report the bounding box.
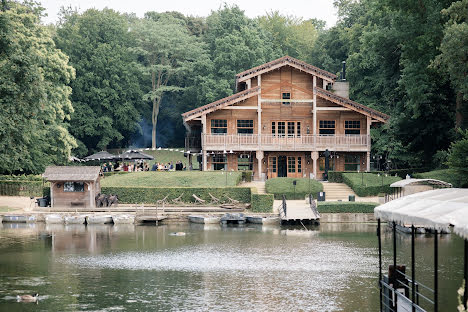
[101,160,187,173]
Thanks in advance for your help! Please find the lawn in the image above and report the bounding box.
[265,177,323,199]
[343,172,401,187]
[414,169,467,187]
[144,148,199,170]
[101,171,242,187]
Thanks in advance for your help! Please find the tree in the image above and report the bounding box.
[132,14,205,148]
[447,129,468,187]
[55,8,144,155]
[433,0,468,129]
[0,2,76,174]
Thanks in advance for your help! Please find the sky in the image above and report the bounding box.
[39,0,339,27]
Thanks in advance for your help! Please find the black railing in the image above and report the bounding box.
[309,194,320,218]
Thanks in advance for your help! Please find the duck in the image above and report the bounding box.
[17,293,39,302]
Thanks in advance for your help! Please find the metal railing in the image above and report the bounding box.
[309,194,320,218]
[202,134,369,151]
[278,195,287,219]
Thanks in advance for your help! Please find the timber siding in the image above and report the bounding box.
[182,56,388,180]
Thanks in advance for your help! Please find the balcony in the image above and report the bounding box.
[202,134,369,152]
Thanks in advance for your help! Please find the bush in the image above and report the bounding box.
[241,171,253,182]
[0,180,44,196]
[414,169,467,188]
[341,173,400,197]
[0,174,43,181]
[265,177,323,200]
[251,194,274,212]
[101,186,251,205]
[317,202,378,213]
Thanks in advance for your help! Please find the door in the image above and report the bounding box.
[268,156,278,179]
[278,156,287,177]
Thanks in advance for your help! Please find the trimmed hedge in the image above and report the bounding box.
[328,172,401,197]
[250,194,274,212]
[265,178,323,200]
[0,180,45,196]
[414,169,467,188]
[101,186,251,205]
[317,202,379,213]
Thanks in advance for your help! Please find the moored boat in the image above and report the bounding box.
[64,215,86,224]
[2,215,36,223]
[246,215,280,225]
[188,215,220,224]
[112,214,135,224]
[45,214,63,224]
[86,215,113,224]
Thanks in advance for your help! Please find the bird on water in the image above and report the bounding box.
[17,293,39,302]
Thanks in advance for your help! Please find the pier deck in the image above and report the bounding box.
[280,200,320,223]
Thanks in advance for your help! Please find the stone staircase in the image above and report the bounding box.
[321,182,356,201]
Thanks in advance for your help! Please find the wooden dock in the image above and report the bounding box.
[279,200,320,224]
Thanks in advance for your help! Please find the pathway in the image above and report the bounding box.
[240,181,266,194]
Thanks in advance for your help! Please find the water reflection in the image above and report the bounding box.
[0,222,463,311]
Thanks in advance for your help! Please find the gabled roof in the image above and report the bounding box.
[182,86,260,122]
[315,87,389,123]
[43,166,101,182]
[236,56,337,83]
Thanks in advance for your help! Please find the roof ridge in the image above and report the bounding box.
[235,56,337,81]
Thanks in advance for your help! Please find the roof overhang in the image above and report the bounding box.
[43,166,101,182]
[182,86,260,122]
[315,87,389,123]
[236,56,337,84]
[374,188,468,239]
[390,178,452,188]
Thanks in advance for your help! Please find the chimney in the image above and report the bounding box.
[333,60,349,98]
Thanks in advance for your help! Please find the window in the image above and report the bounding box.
[212,154,226,170]
[282,92,291,105]
[269,157,277,173]
[297,122,301,137]
[278,122,286,137]
[287,122,295,137]
[271,122,276,137]
[297,157,302,173]
[64,182,84,192]
[237,120,254,134]
[288,157,296,173]
[238,154,253,170]
[344,154,361,171]
[345,120,360,135]
[211,119,227,134]
[319,157,335,171]
[319,120,335,135]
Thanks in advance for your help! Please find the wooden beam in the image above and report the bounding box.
[223,106,258,110]
[261,99,313,103]
[316,107,351,111]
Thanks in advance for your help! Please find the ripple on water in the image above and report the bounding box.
[62,240,377,311]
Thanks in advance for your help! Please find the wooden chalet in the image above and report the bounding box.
[43,166,101,208]
[182,56,389,180]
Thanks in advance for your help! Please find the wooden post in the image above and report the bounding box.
[258,74,262,150]
[367,116,371,172]
[202,114,207,171]
[313,76,317,136]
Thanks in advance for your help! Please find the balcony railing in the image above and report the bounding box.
[202,134,369,151]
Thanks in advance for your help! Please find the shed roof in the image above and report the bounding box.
[374,188,468,239]
[390,178,452,188]
[43,166,101,182]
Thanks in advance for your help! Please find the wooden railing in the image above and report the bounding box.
[202,134,369,151]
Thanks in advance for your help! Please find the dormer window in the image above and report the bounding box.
[282,92,291,105]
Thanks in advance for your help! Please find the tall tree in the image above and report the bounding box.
[0,1,76,174]
[55,8,143,155]
[132,14,205,149]
[433,0,468,129]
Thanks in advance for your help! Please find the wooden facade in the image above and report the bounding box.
[182,56,389,180]
[43,166,101,208]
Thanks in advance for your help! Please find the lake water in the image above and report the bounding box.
[0,222,463,311]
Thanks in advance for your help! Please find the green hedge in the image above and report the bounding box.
[250,194,274,212]
[0,180,45,196]
[317,202,378,213]
[328,172,401,197]
[414,169,467,188]
[241,171,253,182]
[265,177,323,200]
[101,186,251,205]
[0,174,42,181]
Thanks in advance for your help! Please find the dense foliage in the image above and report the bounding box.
[250,193,274,212]
[1,1,467,175]
[317,202,378,213]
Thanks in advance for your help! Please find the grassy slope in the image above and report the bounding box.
[101,171,242,187]
[143,149,199,170]
[265,177,323,198]
[343,172,401,187]
[414,169,466,187]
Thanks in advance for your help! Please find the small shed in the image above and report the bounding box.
[386,178,452,202]
[43,166,101,208]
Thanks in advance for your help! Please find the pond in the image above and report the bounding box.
[0,222,463,311]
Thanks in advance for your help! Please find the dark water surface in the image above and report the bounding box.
[0,222,463,311]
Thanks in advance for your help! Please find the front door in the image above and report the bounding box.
[278,156,287,177]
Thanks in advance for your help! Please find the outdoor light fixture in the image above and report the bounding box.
[307,125,310,134]
[223,150,227,154]
[229,150,233,154]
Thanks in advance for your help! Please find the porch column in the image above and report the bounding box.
[311,151,319,180]
[313,76,317,136]
[89,182,94,208]
[188,153,193,170]
[50,181,54,208]
[256,151,264,181]
[366,116,371,172]
[257,74,262,149]
[202,114,208,171]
